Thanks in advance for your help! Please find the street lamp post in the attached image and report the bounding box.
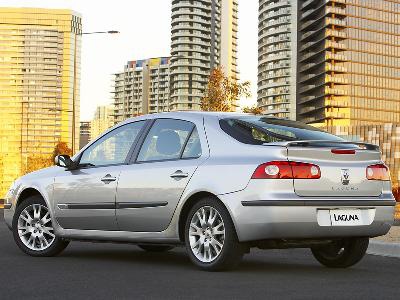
[70,30,119,153]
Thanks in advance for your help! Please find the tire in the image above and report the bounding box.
[12,195,69,257]
[184,197,245,271]
[311,237,369,268]
[137,245,174,252]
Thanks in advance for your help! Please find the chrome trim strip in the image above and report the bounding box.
[241,200,397,207]
[57,203,115,209]
[3,203,12,209]
[116,202,168,209]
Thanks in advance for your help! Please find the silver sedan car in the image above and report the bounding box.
[3,112,396,271]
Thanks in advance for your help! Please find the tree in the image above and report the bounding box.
[25,155,53,174]
[201,66,251,112]
[52,141,73,162]
[242,105,263,115]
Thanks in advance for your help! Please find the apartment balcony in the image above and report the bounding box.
[263,8,291,20]
[259,18,291,31]
[300,41,316,52]
[299,52,319,63]
[325,29,346,39]
[259,26,291,40]
[302,116,317,123]
[259,35,290,47]
[325,40,347,50]
[301,8,317,20]
[299,73,317,83]
[301,0,316,10]
[325,75,348,84]
[326,17,346,27]
[299,106,317,114]
[326,6,346,16]
[259,53,291,65]
[300,85,317,94]
[300,19,317,31]
[261,62,290,72]
[300,62,319,72]
[326,64,347,73]
[260,0,291,15]
[325,52,347,61]
[325,111,349,119]
[325,87,348,95]
[299,94,323,105]
[301,30,317,41]
[325,99,349,107]
[263,71,291,80]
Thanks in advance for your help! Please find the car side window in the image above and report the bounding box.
[182,127,202,159]
[80,121,145,167]
[137,119,196,162]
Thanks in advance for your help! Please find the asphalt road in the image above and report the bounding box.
[1,211,399,300]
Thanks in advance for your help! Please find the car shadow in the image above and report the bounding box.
[57,245,368,275]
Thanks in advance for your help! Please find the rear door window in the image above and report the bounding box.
[220,117,343,145]
[137,119,197,162]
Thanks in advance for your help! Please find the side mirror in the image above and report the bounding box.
[55,155,74,169]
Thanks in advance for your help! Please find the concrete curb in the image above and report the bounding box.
[367,240,400,258]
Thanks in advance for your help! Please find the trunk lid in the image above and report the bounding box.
[285,141,383,197]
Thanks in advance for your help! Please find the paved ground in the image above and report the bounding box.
[1,212,400,300]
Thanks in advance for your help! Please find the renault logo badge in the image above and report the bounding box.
[341,169,350,185]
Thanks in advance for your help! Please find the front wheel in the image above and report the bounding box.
[12,196,69,257]
[311,237,369,268]
[184,197,245,271]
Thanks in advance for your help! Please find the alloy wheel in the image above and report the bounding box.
[17,204,55,251]
[188,206,225,263]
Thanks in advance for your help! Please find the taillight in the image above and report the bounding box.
[252,161,321,179]
[366,164,390,181]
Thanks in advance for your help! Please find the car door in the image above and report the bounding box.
[53,120,147,231]
[116,117,208,232]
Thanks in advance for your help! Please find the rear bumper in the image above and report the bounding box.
[219,194,395,242]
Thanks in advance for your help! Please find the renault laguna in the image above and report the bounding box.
[3,112,396,271]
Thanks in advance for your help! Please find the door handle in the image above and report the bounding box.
[170,170,189,179]
[101,174,117,184]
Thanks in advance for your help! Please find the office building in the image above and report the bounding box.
[298,0,400,126]
[113,57,170,124]
[79,121,91,149]
[258,0,400,127]
[0,8,81,197]
[170,0,239,111]
[90,105,114,139]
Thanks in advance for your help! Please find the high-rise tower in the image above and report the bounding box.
[0,8,81,197]
[170,0,239,111]
[257,0,297,119]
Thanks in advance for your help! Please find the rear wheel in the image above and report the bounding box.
[311,237,369,268]
[12,196,69,257]
[137,245,174,252]
[184,197,245,271]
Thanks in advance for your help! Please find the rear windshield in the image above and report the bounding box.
[219,116,344,145]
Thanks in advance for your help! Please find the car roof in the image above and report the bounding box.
[121,111,256,124]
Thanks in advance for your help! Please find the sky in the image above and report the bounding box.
[2,0,259,121]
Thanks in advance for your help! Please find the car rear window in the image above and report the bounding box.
[219,116,344,145]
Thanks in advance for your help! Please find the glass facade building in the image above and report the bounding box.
[0,8,81,198]
[170,0,239,111]
[258,0,400,126]
[297,0,400,126]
